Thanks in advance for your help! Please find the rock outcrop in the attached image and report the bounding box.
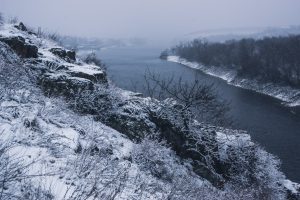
[49,48,76,62]
[39,73,94,96]
[14,22,27,32]
[67,67,106,83]
[103,97,225,186]
[0,36,38,58]
[0,22,106,97]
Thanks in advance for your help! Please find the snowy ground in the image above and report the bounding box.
[0,23,214,199]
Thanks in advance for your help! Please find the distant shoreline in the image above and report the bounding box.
[167,56,300,108]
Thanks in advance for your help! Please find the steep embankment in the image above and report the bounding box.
[1,22,299,199]
[167,56,300,107]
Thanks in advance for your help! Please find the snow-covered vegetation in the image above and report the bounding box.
[1,17,299,199]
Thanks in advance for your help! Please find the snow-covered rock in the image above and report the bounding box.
[0,35,38,58]
[0,22,107,97]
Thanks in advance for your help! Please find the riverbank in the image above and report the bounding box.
[167,56,300,107]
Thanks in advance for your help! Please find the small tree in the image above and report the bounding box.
[83,52,106,69]
[143,69,232,126]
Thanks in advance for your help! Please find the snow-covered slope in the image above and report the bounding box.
[0,25,212,199]
[1,21,300,199]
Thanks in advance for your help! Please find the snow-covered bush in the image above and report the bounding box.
[0,42,39,105]
[218,133,287,199]
[132,138,177,181]
[0,141,54,199]
[19,181,54,200]
[131,137,266,200]
[83,52,106,69]
[63,141,131,199]
[253,147,286,199]
[69,85,114,117]
[0,142,23,198]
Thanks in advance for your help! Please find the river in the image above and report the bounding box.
[96,46,300,183]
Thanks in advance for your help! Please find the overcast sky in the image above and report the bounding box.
[1,0,300,40]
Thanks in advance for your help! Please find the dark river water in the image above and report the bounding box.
[97,46,300,183]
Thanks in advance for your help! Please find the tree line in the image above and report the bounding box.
[169,35,300,87]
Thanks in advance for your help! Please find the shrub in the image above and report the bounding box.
[8,16,18,24]
[143,69,232,126]
[0,142,54,199]
[83,52,106,69]
[69,85,113,117]
[47,32,62,43]
[220,141,286,199]
[132,138,176,181]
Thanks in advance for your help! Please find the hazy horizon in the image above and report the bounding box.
[1,0,300,42]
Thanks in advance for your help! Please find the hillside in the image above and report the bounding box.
[0,21,300,199]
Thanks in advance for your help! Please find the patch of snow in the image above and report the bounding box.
[58,128,79,150]
[0,123,13,141]
[67,64,103,75]
[1,100,19,107]
[282,179,300,194]
[68,76,93,83]
[167,56,237,82]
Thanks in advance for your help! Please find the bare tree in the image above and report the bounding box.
[143,69,232,126]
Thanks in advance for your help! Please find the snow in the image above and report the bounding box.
[282,179,300,194]
[0,22,104,80]
[0,97,136,198]
[1,100,19,107]
[67,63,103,75]
[68,76,93,83]
[7,144,75,199]
[39,48,60,60]
[0,123,13,141]
[216,131,253,160]
[0,24,23,38]
[167,56,237,82]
